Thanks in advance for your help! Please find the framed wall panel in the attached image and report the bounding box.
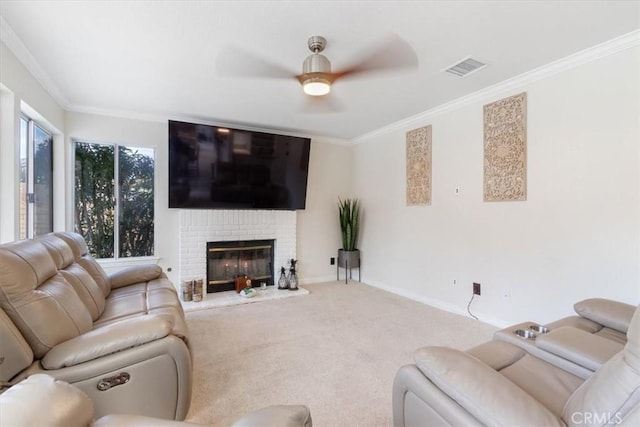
[483,92,527,202]
[406,125,432,206]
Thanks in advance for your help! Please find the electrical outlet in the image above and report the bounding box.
[473,282,481,296]
[502,291,511,303]
[453,279,457,286]
[330,257,335,265]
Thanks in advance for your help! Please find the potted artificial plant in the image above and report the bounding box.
[338,198,361,273]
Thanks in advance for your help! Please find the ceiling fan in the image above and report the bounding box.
[217,34,418,98]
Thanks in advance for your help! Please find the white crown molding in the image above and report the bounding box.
[67,104,169,124]
[351,29,640,144]
[68,103,349,144]
[3,12,637,144]
[0,16,70,109]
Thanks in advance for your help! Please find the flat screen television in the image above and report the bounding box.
[168,120,311,210]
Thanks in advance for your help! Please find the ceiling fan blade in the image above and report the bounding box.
[331,34,418,81]
[299,93,344,114]
[216,45,296,79]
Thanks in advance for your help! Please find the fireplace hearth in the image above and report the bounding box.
[206,240,275,293]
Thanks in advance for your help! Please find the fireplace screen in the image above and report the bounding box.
[206,240,274,293]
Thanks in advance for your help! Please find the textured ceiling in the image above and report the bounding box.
[1,1,639,139]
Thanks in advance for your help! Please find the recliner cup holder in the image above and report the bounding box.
[514,329,536,339]
[529,324,549,334]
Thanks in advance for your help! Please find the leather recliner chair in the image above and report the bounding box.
[393,303,640,426]
[0,373,312,427]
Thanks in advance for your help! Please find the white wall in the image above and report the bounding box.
[297,139,354,283]
[0,40,65,243]
[352,46,640,326]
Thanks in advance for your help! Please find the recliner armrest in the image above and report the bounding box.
[109,264,163,289]
[536,326,624,371]
[413,346,563,427]
[0,374,94,427]
[42,314,175,369]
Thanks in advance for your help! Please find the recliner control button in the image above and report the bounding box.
[96,372,130,391]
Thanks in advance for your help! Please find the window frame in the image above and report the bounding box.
[19,114,53,239]
[72,139,156,260]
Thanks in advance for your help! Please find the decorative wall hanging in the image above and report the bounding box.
[406,125,432,205]
[483,92,527,202]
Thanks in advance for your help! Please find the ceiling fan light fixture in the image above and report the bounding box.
[302,76,331,96]
[299,36,332,96]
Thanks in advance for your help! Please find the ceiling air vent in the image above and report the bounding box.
[443,57,487,77]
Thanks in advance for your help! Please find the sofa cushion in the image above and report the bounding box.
[467,340,526,370]
[39,233,106,320]
[469,340,583,418]
[42,314,175,369]
[38,233,75,269]
[0,374,94,427]
[0,240,93,358]
[94,276,188,342]
[59,264,106,321]
[54,231,112,296]
[0,308,33,383]
[413,346,563,427]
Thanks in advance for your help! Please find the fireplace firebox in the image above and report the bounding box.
[206,240,275,293]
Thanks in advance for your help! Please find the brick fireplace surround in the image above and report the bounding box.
[178,210,296,286]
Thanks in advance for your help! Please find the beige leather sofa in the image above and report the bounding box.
[0,374,312,427]
[0,232,191,420]
[393,300,640,426]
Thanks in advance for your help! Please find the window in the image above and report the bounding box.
[74,141,154,259]
[19,116,53,239]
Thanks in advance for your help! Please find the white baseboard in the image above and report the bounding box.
[299,275,337,285]
[364,279,510,329]
[297,276,510,328]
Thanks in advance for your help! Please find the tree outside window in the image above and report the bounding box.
[74,142,154,259]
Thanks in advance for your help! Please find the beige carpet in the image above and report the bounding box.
[184,281,497,426]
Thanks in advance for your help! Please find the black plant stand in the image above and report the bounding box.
[337,249,360,284]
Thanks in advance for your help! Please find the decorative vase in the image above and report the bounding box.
[338,249,360,268]
[288,259,298,291]
[337,249,360,283]
[277,266,289,289]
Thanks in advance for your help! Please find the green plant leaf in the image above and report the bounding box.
[338,197,360,251]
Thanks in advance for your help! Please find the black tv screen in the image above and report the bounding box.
[169,120,311,210]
